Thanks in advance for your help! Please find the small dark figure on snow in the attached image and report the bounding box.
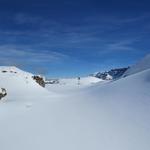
[0,88,7,100]
[77,77,80,85]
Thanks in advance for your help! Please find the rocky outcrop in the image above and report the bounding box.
[32,75,45,87]
[0,88,7,100]
[91,67,129,80]
[45,79,59,84]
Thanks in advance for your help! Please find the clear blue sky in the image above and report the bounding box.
[0,0,150,77]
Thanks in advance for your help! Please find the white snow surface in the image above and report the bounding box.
[0,66,51,98]
[0,57,150,150]
[124,54,150,76]
[46,76,104,93]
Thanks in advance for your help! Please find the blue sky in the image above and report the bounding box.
[0,0,150,77]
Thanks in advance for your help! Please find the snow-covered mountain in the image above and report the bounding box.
[0,66,50,98]
[91,67,129,80]
[0,54,150,150]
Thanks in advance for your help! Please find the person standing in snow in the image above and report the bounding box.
[78,77,80,85]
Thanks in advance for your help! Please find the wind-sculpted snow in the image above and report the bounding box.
[0,61,150,150]
[124,54,150,76]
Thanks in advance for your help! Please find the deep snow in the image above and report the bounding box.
[0,55,150,150]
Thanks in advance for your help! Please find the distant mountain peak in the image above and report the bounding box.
[91,67,129,80]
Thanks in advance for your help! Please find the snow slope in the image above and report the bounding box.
[123,54,150,76]
[0,55,150,150]
[78,68,150,150]
[0,66,50,99]
[46,76,104,93]
[58,76,102,86]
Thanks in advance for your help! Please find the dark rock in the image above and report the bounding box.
[0,88,7,100]
[32,75,45,87]
[91,67,129,80]
[45,79,59,84]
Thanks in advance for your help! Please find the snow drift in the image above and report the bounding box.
[124,54,150,76]
[0,55,150,150]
